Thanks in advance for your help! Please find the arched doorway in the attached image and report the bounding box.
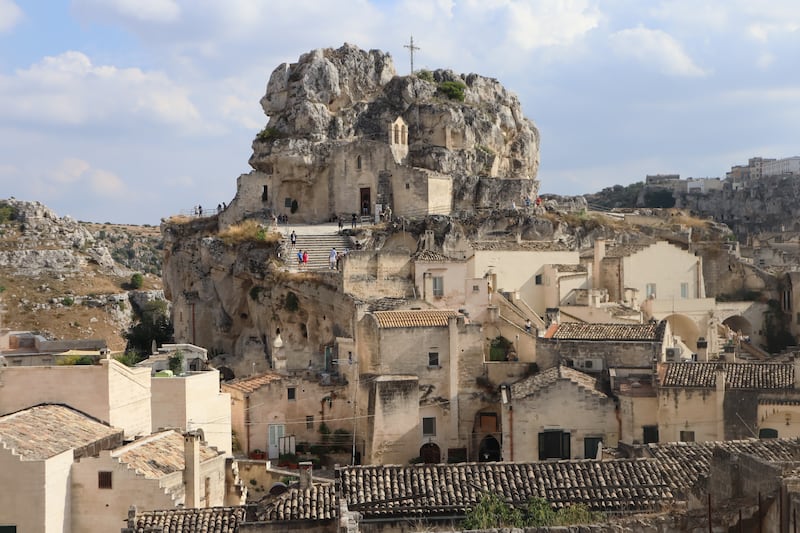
[478,435,501,462]
[420,443,441,464]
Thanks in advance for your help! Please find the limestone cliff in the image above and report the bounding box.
[227,43,539,225]
[0,198,164,349]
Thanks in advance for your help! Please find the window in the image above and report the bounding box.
[432,276,444,297]
[284,197,292,208]
[472,284,480,292]
[646,283,657,299]
[538,430,570,460]
[428,352,439,367]
[98,471,113,489]
[0,527,17,533]
[643,425,659,444]
[584,437,603,459]
[479,413,498,432]
[759,428,778,439]
[306,416,314,430]
[535,274,543,285]
[356,155,362,170]
[405,183,410,189]
[287,387,296,401]
[679,430,695,442]
[262,185,268,202]
[680,282,689,299]
[422,417,436,436]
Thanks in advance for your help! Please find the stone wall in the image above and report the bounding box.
[535,339,660,370]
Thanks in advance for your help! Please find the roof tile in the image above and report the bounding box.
[373,310,458,329]
[661,362,794,389]
[546,321,665,341]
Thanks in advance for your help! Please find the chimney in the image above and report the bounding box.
[299,461,313,490]
[184,432,201,508]
[592,239,606,289]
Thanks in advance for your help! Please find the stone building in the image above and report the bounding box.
[222,371,351,460]
[500,365,618,462]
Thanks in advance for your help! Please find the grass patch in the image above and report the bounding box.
[218,220,281,245]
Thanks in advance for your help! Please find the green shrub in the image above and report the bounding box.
[438,80,466,101]
[249,286,263,301]
[0,202,17,224]
[130,273,144,289]
[114,351,145,367]
[58,354,96,366]
[417,69,434,82]
[256,127,282,142]
[62,296,75,307]
[168,351,184,374]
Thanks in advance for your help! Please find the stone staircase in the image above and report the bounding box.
[283,231,353,271]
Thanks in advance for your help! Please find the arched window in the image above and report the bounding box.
[393,124,399,144]
[356,155,362,170]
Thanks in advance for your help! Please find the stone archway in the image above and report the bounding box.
[664,313,701,352]
[478,435,501,462]
[420,442,441,464]
[723,315,753,336]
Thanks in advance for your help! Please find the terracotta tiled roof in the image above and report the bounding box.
[604,242,655,258]
[660,362,794,389]
[260,484,338,521]
[471,241,573,251]
[222,372,284,393]
[545,321,665,341]
[133,506,247,533]
[510,366,608,401]
[550,263,587,273]
[413,250,459,262]
[338,461,671,516]
[0,404,121,461]
[372,310,458,328]
[113,430,222,479]
[643,438,800,492]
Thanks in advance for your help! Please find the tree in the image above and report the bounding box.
[130,273,144,289]
[437,81,466,102]
[124,300,173,356]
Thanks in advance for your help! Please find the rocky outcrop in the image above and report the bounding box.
[235,44,540,224]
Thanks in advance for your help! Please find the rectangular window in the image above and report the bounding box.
[679,430,695,442]
[680,282,689,299]
[472,284,480,292]
[432,276,444,297]
[479,413,498,433]
[0,527,17,533]
[428,352,439,367]
[284,197,292,208]
[98,471,113,489]
[646,283,657,299]
[261,185,268,202]
[584,437,603,459]
[535,274,543,285]
[306,416,314,430]
[538,430,570,460]
[643,425,659,444]
[287,387,296,401]
[422,417,436,436]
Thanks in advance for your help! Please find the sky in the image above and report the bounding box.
[0,1,799,224]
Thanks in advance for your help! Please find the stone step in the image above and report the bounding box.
[283,233,352,270]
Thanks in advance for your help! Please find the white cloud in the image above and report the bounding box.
[0,51,200,128]
[0,0,22,32]
[46,159,126,197]
[73,0,180,23]
[609,26,706,77]
[506,0,600,50]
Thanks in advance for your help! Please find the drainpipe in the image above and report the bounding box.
[245,395,251,455]
[508,406,514,461]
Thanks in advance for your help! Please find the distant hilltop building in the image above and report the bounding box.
[220,43,540,226]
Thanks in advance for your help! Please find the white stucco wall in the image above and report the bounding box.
[0,359,152,439]
[151,370,232,455]
[623,241,705,301]
[0,450,47,532]
[470,250,580,316]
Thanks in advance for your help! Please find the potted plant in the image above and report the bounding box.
[249,449,266,460]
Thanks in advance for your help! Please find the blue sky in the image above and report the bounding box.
[0,0,798,224]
